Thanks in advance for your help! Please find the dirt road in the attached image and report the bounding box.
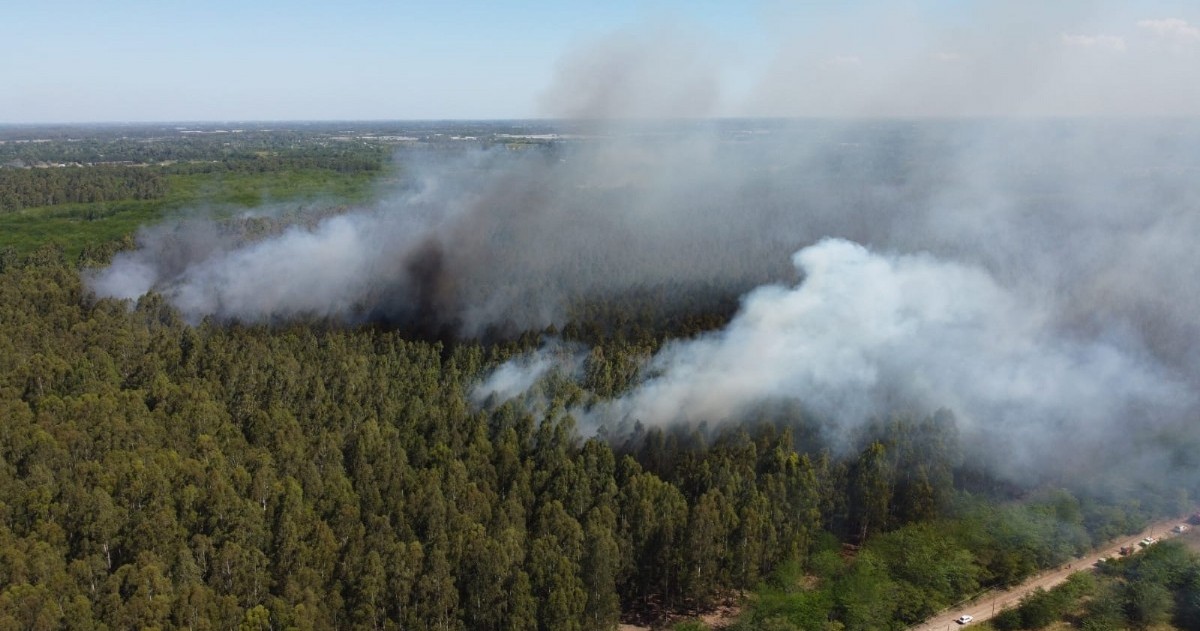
[910,516,1189,631]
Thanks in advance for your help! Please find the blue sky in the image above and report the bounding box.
[3,1,1198,122]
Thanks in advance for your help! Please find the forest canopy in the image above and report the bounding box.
[2,121,1198,630]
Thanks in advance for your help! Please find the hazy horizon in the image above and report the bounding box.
[5,1,1198,123]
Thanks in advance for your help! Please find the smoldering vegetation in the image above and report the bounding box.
[90,131,806,336]
[585,237,1194,484]
[91,119,1200,351]
[90,119,1200,485]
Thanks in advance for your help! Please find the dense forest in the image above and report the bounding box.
[0,167,167,212]
[0,243,1190,631]
[2,122,1198,630]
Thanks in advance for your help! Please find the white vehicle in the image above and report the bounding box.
[956,614,974,624]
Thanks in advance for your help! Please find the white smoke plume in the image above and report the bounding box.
[86,138,805,336]
[470,342,585,408]
[91,214,410,321]
[466,236,1193,483]
[86,15,1200,485]
[586,239,1189,474]
[471,353,559,406]
[89,121,1200,374]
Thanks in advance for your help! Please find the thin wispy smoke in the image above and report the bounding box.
[470,341,586,408]
[746,5,1200,117]
[538,24,723,119]
[471,353,559,406]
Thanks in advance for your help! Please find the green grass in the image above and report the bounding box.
[0,168,384,257]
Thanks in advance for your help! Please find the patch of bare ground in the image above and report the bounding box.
[796,574,820,590]
[696,596,742,629]
[619,591,745,630]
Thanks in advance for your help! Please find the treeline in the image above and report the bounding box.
[0,122,544,177]
[0,129,392,168]
[0,144,387,213]
[0,166,167,211]
[160,145,388,176]
[0,248,1191,630]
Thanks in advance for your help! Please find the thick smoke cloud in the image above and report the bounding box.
[91,214,413,322]
[89,137,807,336]
[582,238,1191,479]
[90,120,1200,374]
[87,16,1200,485]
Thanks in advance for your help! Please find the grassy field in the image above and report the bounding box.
[0,168,385,257]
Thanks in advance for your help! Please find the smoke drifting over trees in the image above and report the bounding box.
[89,119,1200,484]
[91,122,1200,353]
[12,8,1200,630]
[89,14,1200,486]
[587,238,1192,482]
